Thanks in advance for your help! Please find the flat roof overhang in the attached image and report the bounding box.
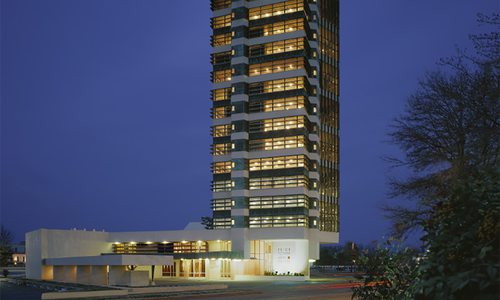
[43,254,173,266]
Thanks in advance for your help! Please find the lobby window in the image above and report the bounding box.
[249,57,305,77]
[249,155,308,171]
[249,175,308,190]
[249,194,309,209]
[249,116,305,133]
[212,161,232,174]
[212,198,232,211]
[212,106,231,119]
[249,0,304,20]
[211,14,232,29]
[162,265,176,277]
[248,18,304,38]
[248,77,305,95]
[249,96,305,112]
[212,180,232,192]
[249,38,304,57]
[212,88,231,101]
[249,135,305,151]
[249,215,308,228]
[212,143,231,155]
[212,69,232,83]
[212,124,231,137]
[211,33,232,46]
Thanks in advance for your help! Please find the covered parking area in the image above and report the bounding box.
[43,254,173,287]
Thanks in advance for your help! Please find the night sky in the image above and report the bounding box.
[1,0,497,244]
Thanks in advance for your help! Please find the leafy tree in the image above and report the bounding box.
[0,225,13,266]
[352,240,420,300]
[379,14,500,299]
[200,216,213,230]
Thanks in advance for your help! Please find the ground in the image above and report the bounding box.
[0,270,356,299]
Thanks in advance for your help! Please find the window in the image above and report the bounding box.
[212,143,231,155]
[211,0,231,10]
[212,106,231,119]
[212,124,231,137]
[213,218,232,229]
[249,155,308,171]
[248,77,305,95]
[162,264,176,277]
[212,69,232,83]
[173,241,207,253]
[249,96,305,112]
[249,194,309,209]
[248,18,304,38]
[249,116,305,133]
[249,0,304,20]
[249,175,308,189]
[212,180,232,192]
[211,14,231,29]
[249,38,305,57]
[212,198,232,211]
[249,135,305,151]
[212,161,232,174]
[212,88,231,101]
[212,33,232,46]
[249,57,305,76]
[249,215,308,228]
[212,51,232,65]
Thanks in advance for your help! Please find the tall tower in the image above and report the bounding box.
[210,0,339,238]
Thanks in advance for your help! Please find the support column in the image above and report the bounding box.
[63,266,77,283]
[53,266,65,282]
[108,266,127,286]
[90,266,108,286]
[76,266,91,284]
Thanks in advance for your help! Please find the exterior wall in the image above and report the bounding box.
[26,229,110,280]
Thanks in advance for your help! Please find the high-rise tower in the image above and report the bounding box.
[210,0,339,235]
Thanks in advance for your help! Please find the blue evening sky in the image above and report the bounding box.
[1,0,497,243]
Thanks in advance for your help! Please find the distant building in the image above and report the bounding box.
[12,242,26,265]
[26,0,339,286]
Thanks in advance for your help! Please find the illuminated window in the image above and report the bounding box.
[249,38,305,57]
[249,155,308,171]
[248,77,306,95]
[249,195,309,209]
[249,0,304,20]
[212,51,232,65]
[211,14,231,29]
[212,198,232,211]
[173,241,207,253]
[213,218,232,229]
[212,88,231,101]
[212,124,231,137]
[212,180,232,192]
[249,116,306,133]
[248,18,304,38]
[211,33,232,46]
[212,161,232,174]
[211,0,231,10]
[212,69,232,83]
[249,175,308,190]
[249,57,305,76]
[212,143,231,155]
[249,135,305,151]
[249,215,308,228]
[212,106,231,119]
[249,96,305,112]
